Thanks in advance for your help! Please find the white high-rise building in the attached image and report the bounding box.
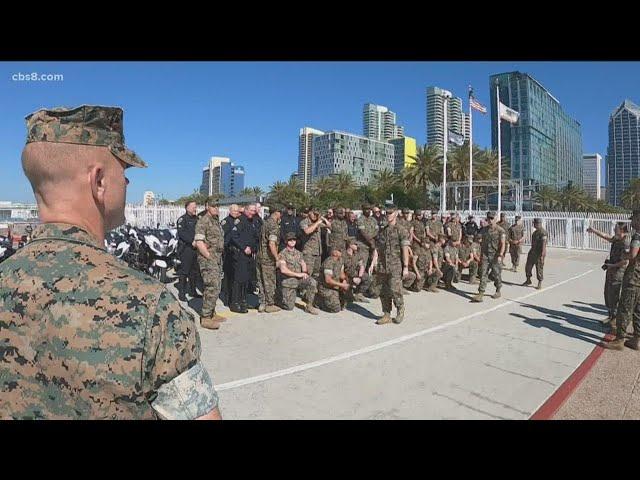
[426,86,464,151]
[582,153,602,200]
[200,156,245,198]
[363,103,404,142]
[143,191,155,206]
[298,127,325,193]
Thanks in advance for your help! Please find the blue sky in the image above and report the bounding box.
[1,61,638,203]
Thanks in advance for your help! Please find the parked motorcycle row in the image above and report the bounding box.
[0,236,17,264]
[104,224,179,283]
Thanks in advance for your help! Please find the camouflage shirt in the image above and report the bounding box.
[444,245,459,264]
[299,217,321,256]
[426,219,444,239]
[194,214,224,261]
[257,215,280,262]
[481,224,506,257]
[396,218,411,237]
[508,224,524,244]
[609,234,631,265]
[431,243,444,268]
[356,215,378,250]
[446,222,463,243]
[623,233,640,288]
[375,223,411,274]
[278,247,305,274]
[530,227,548,256]
[457,243,473,262]
[0,223,217,420]
[410,219,427,252]
[343,251,363,278]
[321,256,344,289]
[329,218,348,251]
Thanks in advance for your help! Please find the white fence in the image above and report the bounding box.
[123,206,631,253]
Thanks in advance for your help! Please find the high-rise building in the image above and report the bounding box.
[607,99,640,207]
[200,156,245,198]
[426,86,464,151]
[582,153,602,200]
[143,191,155,206]
[298,127,324,193]
[312,131,395,186]
[363,103,404,142]
[463,113,471,141]
[490,71,582,190]
[389,136,417,173]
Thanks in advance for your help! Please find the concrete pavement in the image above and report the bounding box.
[169,247,617,419]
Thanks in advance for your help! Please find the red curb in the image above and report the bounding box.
[530,333,614,420]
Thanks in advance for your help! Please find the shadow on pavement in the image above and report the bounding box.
[346,302,380,320]
[511,313,603,346]
[574,301,608,312]
[564,303,609,317]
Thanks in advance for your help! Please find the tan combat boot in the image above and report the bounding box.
[536,281,542,290]
[200,316,221,330]
[393,306,405,324]
[265,305,281,313]
[428,285,440,293]
[471,293,484,303]
[258,304,266,313]
[376,313,392,325]
[305,304,319,315]
[492,290,501,299]
[601,337,625,350]
[212,313,226,323]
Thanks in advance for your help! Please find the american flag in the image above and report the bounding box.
[470,97,487,114]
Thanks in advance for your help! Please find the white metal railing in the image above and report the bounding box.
[121,206,630,253]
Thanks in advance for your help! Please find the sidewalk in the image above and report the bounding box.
[553,328,640,420]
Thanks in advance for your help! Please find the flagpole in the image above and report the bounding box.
[496,80,502,215]
[468,86,473,213]
[442,95,448,213]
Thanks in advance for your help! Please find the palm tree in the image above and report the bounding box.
[372,168,400,192]
[558,184,590,212]
[622,178,640,210]
[534,186,559,211]
[333,172,356,192]
[311,176,335,197]
[447,143,470,182]
[404,144,443,191]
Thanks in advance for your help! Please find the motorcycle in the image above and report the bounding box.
[142,229,177,283]
[0,236,16,263]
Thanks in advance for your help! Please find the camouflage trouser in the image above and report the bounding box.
[479,256,502,293]
[257,259,277,306]
[317,286,343,313]
[458,261,478,282]
[605,267,626,318]
[303,253,322,280]
[374,268,415,314]
[198,257,222,317]
[509,244,521,268]
[345,271,373,301]
[411,252,430,291]
[357,244,371,270]
[280,276,317,310]
[442,264,457,287]
[525,252,544,281]
[426,269,443,288]
[615,285,640,339]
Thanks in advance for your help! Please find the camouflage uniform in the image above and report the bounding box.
[478,224,506,293]
[442,244,459,288]
[278,247,317,310]
[410,218,430,291]
[195,213,225,318]
[372,223,415,315]
[356,215,378,269]
[328,217,349,256]
[0,223,217,420]
[298,217,322,278]
[426,218,444,243]
[256,215,280,307]
[446,222,463,244]
[614,232,640,340]
[525,227,548,282]
[427,243,444,289]
[508,223,525,269]
[457,241,478,282]
[343,250,371,301]
[605,234,630,319]
[318,256,345,313]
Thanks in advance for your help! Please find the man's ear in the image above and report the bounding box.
[89,165,106,207]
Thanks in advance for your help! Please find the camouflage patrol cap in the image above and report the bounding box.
[285,232,297,241]
[25,105,147,168]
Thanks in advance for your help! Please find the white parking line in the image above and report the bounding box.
[216,269,595,392]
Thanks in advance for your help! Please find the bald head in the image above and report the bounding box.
[229,204,240,217]
[22,142,128,237]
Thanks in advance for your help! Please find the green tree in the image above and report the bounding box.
[621,178,640,210]
[534,186,560,211]
[403,144,443,192]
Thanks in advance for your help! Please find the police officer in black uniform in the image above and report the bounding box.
[221,204,241,306]
[229,204,260,313]
[280,202,299,250]
[176,200,200,301]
